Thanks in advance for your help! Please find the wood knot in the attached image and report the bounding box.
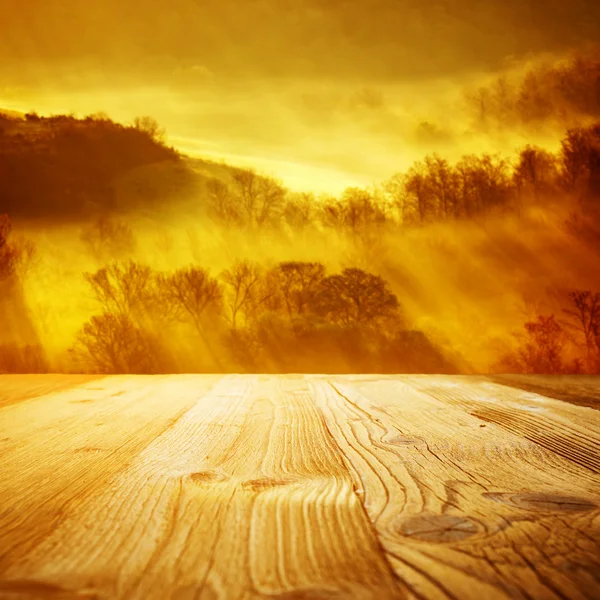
[396,513,479,543]
[242,477,295,492]
[188,470,229,484]
[483,492,597,513]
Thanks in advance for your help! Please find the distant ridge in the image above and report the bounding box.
[0,108,24,118]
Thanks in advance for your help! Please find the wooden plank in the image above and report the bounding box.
[0,374,102,409]
[309,376,600,600]
[406,376,600,475]
[487,375,600,411]
[0,375,222,574]
[0,376,404,600]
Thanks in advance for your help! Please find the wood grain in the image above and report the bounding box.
[0,375,599,600]
[0,374,102,409]
[309,376,600,600]
[488,374,600,410]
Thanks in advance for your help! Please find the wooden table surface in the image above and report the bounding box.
[0,375,599,600]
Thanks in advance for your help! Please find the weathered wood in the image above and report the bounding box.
[0,376,221,574]
[309,376,600,600]
[406,376,600,475]
[0,374,101,409]
[488,374,600,410]
[0,375,599,600]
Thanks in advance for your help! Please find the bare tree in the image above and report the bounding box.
[500,315,566,374]
[282,192,315,231]
[160,267,223,367]
[560,125,600,198]
[84,261,155,322]
[423,155,459,219]
[320,188,388,234]
[455,154,511,217]
[269,261,326,325]
[513,146,559,200]
[80,217,137,261]
[0,214,23,281]
[403,163,432,223]
[563,290,600,372]
[221,260,268,328]
[230,168,286,227]
[205,178,240,225]
[72,313,159,374]
[384,173,418,224]
[312,268,400,327]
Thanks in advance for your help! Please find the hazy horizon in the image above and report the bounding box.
[3,1,599,192]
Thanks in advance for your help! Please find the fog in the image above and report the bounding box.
[1,1,600,374]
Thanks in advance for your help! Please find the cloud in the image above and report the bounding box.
[2,0,600,81]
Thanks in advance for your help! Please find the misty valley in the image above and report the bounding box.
[1,87,600,375]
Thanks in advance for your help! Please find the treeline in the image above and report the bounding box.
[3,109,600,234]
[66,259,455,374]
[203,123,600,237]
[467,49,600,129]
[0,212,455,373]
[6,239,600,374]
[0,112,181,218]
[498,291,600,375]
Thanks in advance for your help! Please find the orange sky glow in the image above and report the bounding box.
[2,0,598,192]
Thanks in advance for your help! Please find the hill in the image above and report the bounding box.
[0,112,196,219]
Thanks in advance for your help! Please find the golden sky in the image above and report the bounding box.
[1,0,597,191]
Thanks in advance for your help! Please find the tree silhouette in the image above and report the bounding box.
[0,214,35,282]
[269,261,326,325]
[282,192,316,231]
[454,154,511,217]
[0,215,20,281]
[133,116,166,144]
[513,146,558,200]
[423,155,458,220]
[160,267,223,368]
[206,178,240,225]
[84,261,156,322]
[221,260,267,329]
[320,188,388,234]
[230,168,286,227]
[560,125,600,199]
[73,313,159,374]
[312,268,400,327]
[80,217,136,261]
[402,162,433,223]
[563,290,600,373]
[501,315,565,374]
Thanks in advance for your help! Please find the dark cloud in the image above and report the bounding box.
[1,0,599,81]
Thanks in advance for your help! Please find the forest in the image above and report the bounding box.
[2,54,600,374]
